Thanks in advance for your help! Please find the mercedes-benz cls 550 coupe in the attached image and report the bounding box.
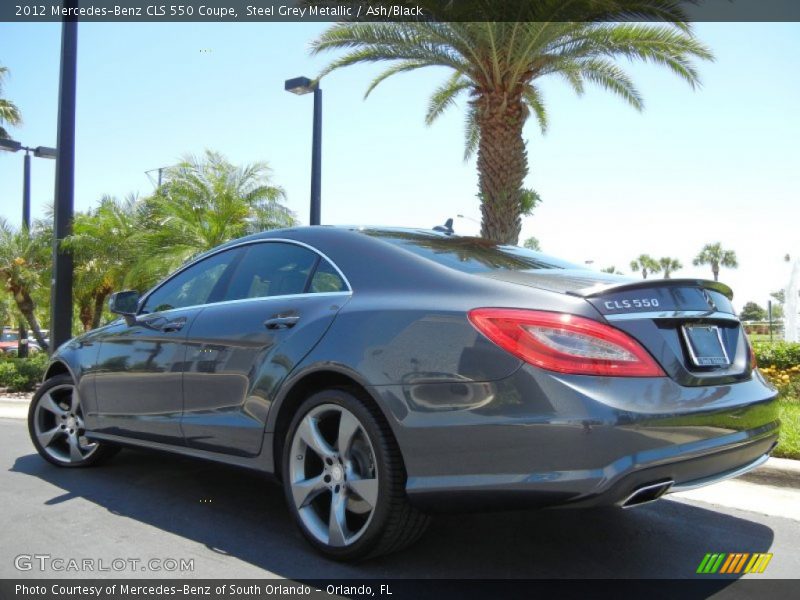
[29,226,779,560]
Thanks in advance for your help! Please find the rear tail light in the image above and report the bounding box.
[468,308,665,377]
[746,333,757,368]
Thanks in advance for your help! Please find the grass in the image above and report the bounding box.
[775,399,800,459]
[749,333,781,343]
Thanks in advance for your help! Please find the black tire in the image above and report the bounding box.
[282,388,429,561]
[28,374,120,468]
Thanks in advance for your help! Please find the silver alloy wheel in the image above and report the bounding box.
[288,403,379,547]
[32,384,98,464]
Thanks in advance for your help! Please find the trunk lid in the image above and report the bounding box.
[479,270,751,386]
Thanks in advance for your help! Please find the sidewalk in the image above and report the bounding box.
[0,394,31,420]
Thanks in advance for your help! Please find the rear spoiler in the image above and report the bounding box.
[571,278,734,301]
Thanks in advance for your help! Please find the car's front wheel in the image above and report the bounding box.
[282,389,429,560]
[28,374,119,468]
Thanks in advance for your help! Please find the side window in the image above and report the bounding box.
[224,243,318,301]
[141,249,240,314]
[310,258,347,293]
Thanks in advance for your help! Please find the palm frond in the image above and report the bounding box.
[425,72,470,126]
[463,104,480,161]
[522,85,548,134]
[364,60,429,98]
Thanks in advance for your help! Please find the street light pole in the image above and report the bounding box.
[51,11,78,353]
[22,150,31,229]
[285,76,323,226]
[310,85,322,226]
[18,150,32,357]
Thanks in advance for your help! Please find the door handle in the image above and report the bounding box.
[161,318,186,333]
[264,315,300,330]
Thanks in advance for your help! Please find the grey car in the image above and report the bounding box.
[28,226,779,560]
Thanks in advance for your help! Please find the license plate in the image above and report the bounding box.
[681,325,730,367]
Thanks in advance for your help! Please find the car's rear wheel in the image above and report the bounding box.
[282,388,429,561]
[28,374,119,468]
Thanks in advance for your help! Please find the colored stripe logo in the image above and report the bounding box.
[696,552,773,574]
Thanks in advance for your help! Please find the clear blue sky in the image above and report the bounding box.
[0,22,798,309]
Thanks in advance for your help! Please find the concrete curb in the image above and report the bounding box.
[739,456,800,488]
[1,394,798,488]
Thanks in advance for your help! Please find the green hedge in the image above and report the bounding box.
[0,353,49,392]
[753,341,800,369]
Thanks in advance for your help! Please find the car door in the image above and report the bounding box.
[93,247,244,443]
[180,241,351,456]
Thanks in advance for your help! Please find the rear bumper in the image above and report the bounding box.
[379,366,780,512]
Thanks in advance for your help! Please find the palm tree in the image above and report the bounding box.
[141,150,295,273]
[65,195,151,331]
[659,257,683,279]
[311,5,712,244]
[601,266,623,275]
[630,254,661,279]
[693,242,738,282]
[0,218,50,350]
[0,64,22,139]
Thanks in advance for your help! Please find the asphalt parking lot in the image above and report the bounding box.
[1,418,799,580]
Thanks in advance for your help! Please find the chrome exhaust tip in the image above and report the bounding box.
[620,480,674,509]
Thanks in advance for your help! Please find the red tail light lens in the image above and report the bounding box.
[468,309,665,377]
[746,333,757,368]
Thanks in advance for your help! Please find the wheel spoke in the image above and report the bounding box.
[291,474,327,509]
[39,393,66,416]
[69,390,80,413]
[68,436,84,462]
[337,411,360,458]
[37,426,63,448]
[347,477,379,509]
[328,493,348,547]
[297,416,335,459]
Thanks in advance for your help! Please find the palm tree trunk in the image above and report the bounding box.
[13,289,48,352]
[712,265,719,281]
[78,299,93,332]
[91,292,108,330]
[475,93,527,245]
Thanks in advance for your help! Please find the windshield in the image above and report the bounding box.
[363,230,582,274]
[1,332,18,342]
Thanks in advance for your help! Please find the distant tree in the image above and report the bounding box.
[0,64,22,138]
[0,219,50,350]
[601,266,623,275]
[523,236,541,251]
[659,256,683,279]
[630,254,661,279]
[141,150,295,273]
[771,290,785,304]
[692,242,738,282]
[739,301,767,322]
[65,195,152,331]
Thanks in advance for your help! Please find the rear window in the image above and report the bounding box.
[364,231,580,274]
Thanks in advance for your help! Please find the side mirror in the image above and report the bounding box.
[109,290,140,325]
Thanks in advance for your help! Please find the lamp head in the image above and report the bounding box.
[0,139,22,153]
[285,76,317,95]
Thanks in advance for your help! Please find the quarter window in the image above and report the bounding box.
[310,258,346,293]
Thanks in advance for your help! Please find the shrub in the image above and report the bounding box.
[0,352,49,392]
[753,341,800,370]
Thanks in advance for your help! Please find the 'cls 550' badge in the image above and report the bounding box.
[604,298,660,311]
